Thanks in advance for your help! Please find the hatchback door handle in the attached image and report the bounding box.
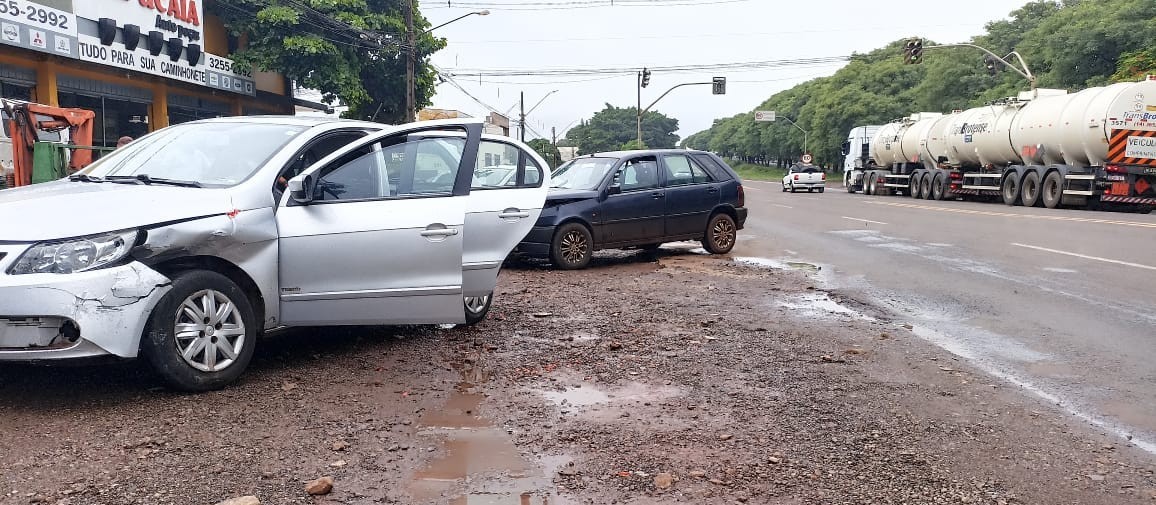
[498,209,531,219]
[651,192,665,199]
[707,187,720,193]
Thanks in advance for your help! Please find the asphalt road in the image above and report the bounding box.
[733,179,1156,455]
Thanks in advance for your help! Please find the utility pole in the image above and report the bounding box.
[519,91,526,142]
[636,70,643,147]
[551,126,558,168]
[404,0,415,122]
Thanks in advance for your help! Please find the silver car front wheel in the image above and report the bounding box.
[174,289,247,373]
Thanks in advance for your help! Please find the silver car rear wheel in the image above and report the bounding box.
[174,289,247,373]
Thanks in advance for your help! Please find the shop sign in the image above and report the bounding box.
[0,0,78,57]
[73,0,254,96]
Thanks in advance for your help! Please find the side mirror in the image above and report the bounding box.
[607,184,622,195]
[840,141,851,156]
[287,173,315,204]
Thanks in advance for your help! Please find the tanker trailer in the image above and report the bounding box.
[996,78,1156,210]
[854,113,945,196]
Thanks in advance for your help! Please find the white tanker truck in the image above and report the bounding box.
[845,77,1156,212]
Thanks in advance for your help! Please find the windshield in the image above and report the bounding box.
[551,157,616,190]
[83,122,307,187]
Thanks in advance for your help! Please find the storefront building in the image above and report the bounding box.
[0,0,299,147]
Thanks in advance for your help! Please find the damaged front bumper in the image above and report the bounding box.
[0,244,172,360]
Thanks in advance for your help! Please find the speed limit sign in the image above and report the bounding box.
[802,154,813,164]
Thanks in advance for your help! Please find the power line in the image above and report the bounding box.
[441,56,850,78]
[426,0,754,9]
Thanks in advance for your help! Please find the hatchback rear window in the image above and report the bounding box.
[689,153,733,181]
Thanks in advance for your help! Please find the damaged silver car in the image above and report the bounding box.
[0,117,549,391]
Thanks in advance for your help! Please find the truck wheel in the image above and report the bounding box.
[702,213,737,254]
[930,175,946,200]
[551,222,593,270]
[141,270,257,392]
[1001,174,1021,206]
[1021,171,1042,207]
[864,178,874,195]
[1041,171,1063,209]
[790,184,797,193]
[908,176,921,199]
[921,174,934,200]
[846,177,856,193]
[818,187,825,194]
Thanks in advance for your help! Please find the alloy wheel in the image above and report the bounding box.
[173,289,247,373]
[464,294,491,314]
[560,230,589,264]
[712,218,736,251]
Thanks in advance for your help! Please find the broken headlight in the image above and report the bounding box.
[10,230,139,275]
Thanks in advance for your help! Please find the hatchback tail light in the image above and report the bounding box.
[737,185,745,207]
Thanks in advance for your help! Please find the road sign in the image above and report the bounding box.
[754,111,776,122]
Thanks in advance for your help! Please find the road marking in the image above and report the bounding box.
[1012,243,1156,271]
[769,203,793,209]
[842,216,888,225]
[745,186,762,192]
[865,200,1156,229]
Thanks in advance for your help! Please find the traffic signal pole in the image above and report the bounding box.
[636,71,643,146]
[904,39,1036,90]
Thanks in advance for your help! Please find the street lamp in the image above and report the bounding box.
[423,10,489,35]
[406,9,490,122]
[519,89,558,142]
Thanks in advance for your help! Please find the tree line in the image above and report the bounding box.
[681,0,1156,169]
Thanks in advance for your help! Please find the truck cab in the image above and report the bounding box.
[841,125,880,192]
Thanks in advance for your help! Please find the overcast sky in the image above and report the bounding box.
[418,0,1032,141]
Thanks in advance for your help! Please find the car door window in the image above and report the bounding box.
[275,130,369,196]
[618,156,659,192]
[314,136,466,201]
[662,155,713,186]
[472,140,543,189]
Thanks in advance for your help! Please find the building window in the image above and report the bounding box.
[57,92,150,149]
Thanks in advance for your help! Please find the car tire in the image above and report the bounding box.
[702,213,737,254]
[1002,174,1021,206]
[1021,171,1042,207]
[551,222,593,270]
[464,293,493,326]
[781,184,787,193]
[789,184,797,193]
[140,270,257,392]
[818,187,825,194]
[1041,171,1063,209]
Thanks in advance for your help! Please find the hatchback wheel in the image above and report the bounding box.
[702,213,737,254]
[141,270,256,392]
[551,223,593,270]
[464,293,493,326]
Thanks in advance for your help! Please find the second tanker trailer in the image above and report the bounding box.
[845,77,1156,212]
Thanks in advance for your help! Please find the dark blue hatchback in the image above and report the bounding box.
[517,149,748,269]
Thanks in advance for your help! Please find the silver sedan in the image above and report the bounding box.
[0,116,549,391]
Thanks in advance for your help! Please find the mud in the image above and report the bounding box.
[1,248,1154,504]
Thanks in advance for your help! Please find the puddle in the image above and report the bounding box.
[410,354,573,504]
[777,292,875,321]
[538,379,684,413]
[735,256,820,272]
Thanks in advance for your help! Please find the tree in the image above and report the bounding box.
[566,104,680,154]
[686,0,1156,169]
[525,139,562,169]
[209,0,445,123]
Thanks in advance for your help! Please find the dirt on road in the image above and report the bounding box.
[1,246,1154,505]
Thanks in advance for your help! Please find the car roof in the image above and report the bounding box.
[185,115,383,128]
[579,148,712,159]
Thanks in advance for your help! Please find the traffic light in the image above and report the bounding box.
[640,68,651,88]
[910,38,923,64]
[983,54,1000,76]
[712,76,726,95]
